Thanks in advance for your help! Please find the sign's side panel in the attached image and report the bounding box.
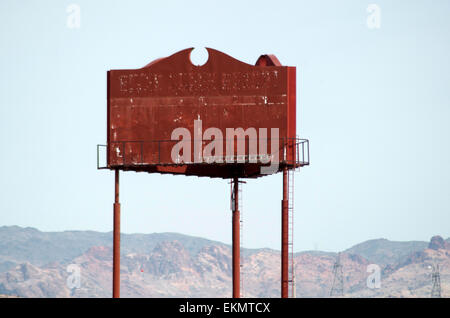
[107,71,111,167]
[287,66,297,164]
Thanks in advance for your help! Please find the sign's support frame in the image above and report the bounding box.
[113,169,121,298]
[232,177,241,298]
[281,167,289,298]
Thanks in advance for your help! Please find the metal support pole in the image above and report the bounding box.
[232,177,240,298]
[113,169,121,298]
[281,167,289,298]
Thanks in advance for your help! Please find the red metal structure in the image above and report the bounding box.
[232,177,240,298]
[98,47,309,298]
[113,170,120,298]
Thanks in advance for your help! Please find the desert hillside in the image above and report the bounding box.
[0,226,448,297]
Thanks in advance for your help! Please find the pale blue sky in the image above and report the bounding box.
[0,0,449,252]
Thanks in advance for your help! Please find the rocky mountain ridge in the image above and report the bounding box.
[0,226,448,297]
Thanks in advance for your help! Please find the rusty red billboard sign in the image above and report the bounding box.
[106,48,308,178]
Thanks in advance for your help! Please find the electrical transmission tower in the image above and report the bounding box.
[431,264,441,298]
[330,253,344,297]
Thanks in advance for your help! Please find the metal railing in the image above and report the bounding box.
[97,138,309,169]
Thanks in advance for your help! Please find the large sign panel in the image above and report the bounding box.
[107,48,297,178]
